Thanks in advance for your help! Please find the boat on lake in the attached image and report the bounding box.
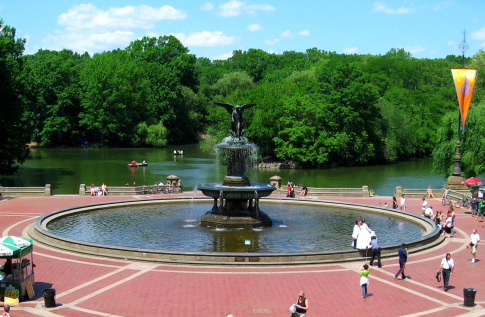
[128,161,148,167]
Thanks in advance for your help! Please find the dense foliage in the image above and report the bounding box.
[2,20,485,175]
[0,20,29,174]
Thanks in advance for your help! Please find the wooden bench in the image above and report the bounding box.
[0,184,51,197]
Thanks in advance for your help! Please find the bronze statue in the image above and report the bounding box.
[214,103,256,139]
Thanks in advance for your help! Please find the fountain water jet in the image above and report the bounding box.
[198,103,275,228]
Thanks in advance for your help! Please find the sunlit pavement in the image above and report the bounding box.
[1,193,485,317]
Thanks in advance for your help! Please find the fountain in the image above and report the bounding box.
[197,103,275,228]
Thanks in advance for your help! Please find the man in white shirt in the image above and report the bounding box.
[424,206,434,219]
[438,253,454,291]
[400,195,406,211]
[421,198,428,215]
[470,229,481,263]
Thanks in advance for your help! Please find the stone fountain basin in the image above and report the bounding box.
[197,182,275,199]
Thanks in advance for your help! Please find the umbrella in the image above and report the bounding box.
[462,177,484,186]
[0,243,19,257]
[0,236,33,249]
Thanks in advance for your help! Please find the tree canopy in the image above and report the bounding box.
[2,19,485,176]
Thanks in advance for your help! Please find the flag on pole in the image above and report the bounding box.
[451,68,477,132]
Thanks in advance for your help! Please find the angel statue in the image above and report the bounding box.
[214,103,256,139]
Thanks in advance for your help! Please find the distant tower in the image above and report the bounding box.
[459,30,469,68]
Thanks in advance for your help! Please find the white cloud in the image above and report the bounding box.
[43,3,186,54]
[372,1,414,14]
[218,0,275,17]
[172,31,237,47]
[404,45,426,54]
[344,47,359,54]
[248,24,263,31]
[213,51,234,60]
[281,30,293,38]
[201,2,215,11]
[58,3,186,30]
[471,26,485,40]
[43,30,134,53]
[264,38,279,46]
[298,30,310,36]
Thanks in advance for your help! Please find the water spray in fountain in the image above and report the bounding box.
[197,102,276,228]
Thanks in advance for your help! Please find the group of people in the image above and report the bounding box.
[286,180,308,198]
[389,195,407,210]
[90,183,108,196]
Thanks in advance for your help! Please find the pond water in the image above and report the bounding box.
[1,145,449,196]
[46,202,425,253]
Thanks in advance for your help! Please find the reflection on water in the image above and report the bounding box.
[47,202,425,253]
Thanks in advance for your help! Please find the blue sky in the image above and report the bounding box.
[2,0,485,60]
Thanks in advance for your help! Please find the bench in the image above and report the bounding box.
[0,184,51,197]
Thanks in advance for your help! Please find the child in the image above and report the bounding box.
[360,264,370,298]
[2,304,11,317]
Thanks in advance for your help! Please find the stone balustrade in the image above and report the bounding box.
[0,184,51,197]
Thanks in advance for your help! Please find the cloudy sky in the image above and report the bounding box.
[2,0,485,60]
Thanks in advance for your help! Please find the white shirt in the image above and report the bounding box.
[422,200,428,210]
[424,207,433,217]
[400,197,406,206]
[471,233,480,245]
[441,257,454,269]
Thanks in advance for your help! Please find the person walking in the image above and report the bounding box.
[360,264,370,298]
[369,235,382,268]
[438,252,455,291]
[469,229,480,263]
[400,195,406,211]
[395,243,408,280]
[293,291,308,317]
[421,198,428,215]
[392,196,398,209]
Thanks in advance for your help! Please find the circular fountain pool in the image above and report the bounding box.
[32,197,441,264]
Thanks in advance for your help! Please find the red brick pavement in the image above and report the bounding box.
[0,194,484,317]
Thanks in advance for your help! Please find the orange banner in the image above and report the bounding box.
[451,68,477,132]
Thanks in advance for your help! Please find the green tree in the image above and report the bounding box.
[79,50,151,146]
[0,20,28,174]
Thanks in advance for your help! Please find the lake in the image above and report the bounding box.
[0,145,449,196]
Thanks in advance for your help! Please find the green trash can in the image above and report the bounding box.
[464,288,476,307]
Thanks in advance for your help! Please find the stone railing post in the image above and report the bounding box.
[79,184,86,196]
[395,186,403,198]
[362,186,369,197]
[269,175,282,188]
[44,184,52,196]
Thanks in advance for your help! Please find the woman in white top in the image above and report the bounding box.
[438,253,454,291]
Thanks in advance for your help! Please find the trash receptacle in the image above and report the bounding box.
[464,288,476,307]
[43,288,56,308]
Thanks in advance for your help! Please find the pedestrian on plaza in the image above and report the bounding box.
[469,229,480,263]
[394,243,408,280]
[369,235,382,267]
[360,264,370,298]
[471,196,478,217]
[424,206,434,219]
[476,199,485,222]
[400,194,406,211]
[438,252,454,291]
[293,291,308,317]
[2,304,11,317]
[392,196,398,209]
[421,197,428,215]
[434,210,443,234]
[444,212,454,238]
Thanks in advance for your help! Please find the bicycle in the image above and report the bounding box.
[142,185,155,195]
[163,186,182,194]
[442,196,450,206]
[454,196,470,208]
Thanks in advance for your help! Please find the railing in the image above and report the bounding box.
[293,185,370,197]
[79,184,182,196]
[0,184,51,197]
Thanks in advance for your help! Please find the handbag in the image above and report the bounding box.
[435,270,441,282]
